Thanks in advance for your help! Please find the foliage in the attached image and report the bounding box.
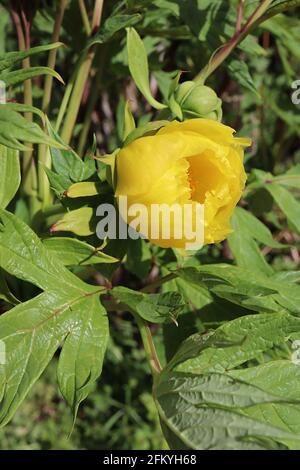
[0,0,300,450]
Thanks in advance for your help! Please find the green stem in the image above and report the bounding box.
[10,5,33,197]
[134,314,162,377]
[60,51,94,144]
[42,1,67,115]
[77,78,98,156]
[78,0,91,36]
[60,0,104,145]
[141,273,177,293]
[235,0,245,33]
[55,68,77,132]
[103,296,163,378]
[77,57,104,155]
[196,0,273,83]
[38,0,67,207]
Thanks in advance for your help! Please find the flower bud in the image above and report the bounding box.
[174,81,222,121]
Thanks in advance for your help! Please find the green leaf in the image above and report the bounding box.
[158,372,288,409]
[228,206,285,276]
[230,360,300,402]
[0,288,108,427]
[123,100,136,141]
[176,264,300,315]
[0,42,63,73]
[0,209,84,292]
[273,165,300,189]
[47,122,90,182]
[230,361,300,448]
[96,149,118,189]
[124,120,168,146]
[0,144,20,209]
[0,269,19,305]
[126,28,167,110]
[50,207,95,236]
[0,209,108,425]
[44,167,71,196]
[228,59,259,95]
[87,14,141,48]
[265,183,300,235]
[155,370,300,449]
[57,296,108,417]
[172,312,300,375]
[228,209,273,276]
[178,0,265,57]
[112,286,185,324]
[43,237,118,266]
[265,0,300,17]
[66,181,102,198]
[125,238,151,280]
[0,106,65,151]
[1,103,45,121]
[0,66,64,87]
[232,207,285,249]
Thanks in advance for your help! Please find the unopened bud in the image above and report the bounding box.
[174,81,222,121]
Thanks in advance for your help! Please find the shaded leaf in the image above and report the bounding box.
[0,144,20,209]
[112,286,185,324]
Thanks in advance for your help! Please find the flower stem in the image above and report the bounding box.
[77,54,105,155]
[10,3,34,197]
[141,273,177,293]
[38,0,67,207]
[78,0,91,36]
[196,0,273,83]
[103,296,163,378]
[236,0,245,33]
[60,0,104,145]
[134,314,162,377]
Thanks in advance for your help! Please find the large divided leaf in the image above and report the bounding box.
[156,308,300,449]
[57,295,108,417]
[169,312,300,374]
[229,361,300,445]
[155,370,300,450]
[0,210,108,425]
[176,264,300,314]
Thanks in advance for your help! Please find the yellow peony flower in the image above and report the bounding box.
[115,119,251,249]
